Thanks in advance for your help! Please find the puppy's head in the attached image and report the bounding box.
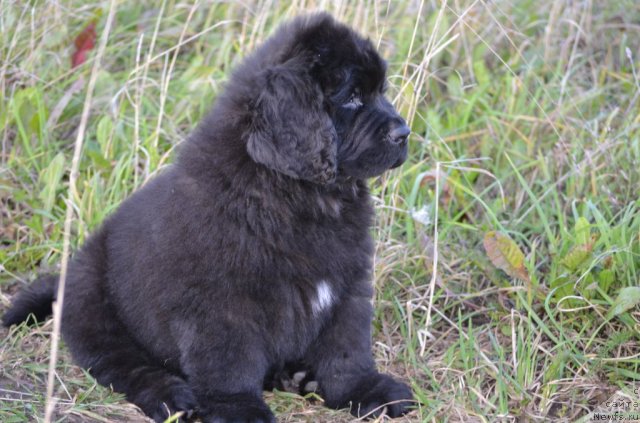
[240,13,409,184]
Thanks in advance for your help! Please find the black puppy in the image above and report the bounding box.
[4,13,413,422]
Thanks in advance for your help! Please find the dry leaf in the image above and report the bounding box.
[483,231,530,282]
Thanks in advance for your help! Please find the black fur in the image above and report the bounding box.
[2,274,58,326]
[4,13,413,422]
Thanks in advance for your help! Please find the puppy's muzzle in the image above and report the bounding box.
[389,122,409,169]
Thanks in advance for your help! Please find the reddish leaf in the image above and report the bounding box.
[71,22,97,68]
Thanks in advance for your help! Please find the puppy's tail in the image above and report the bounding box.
[2,274,58,327]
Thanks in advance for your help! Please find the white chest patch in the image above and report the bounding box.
[312,280,334,315]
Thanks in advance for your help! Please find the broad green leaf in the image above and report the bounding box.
[447,73,463,98]
[574,216,591,245]
[38,152,66,213]
[606,287,640,320]
[473,59,490,87]
[85,148,112,171]
[598,269,615,294]
[96,115,113,157]
[483,231,530,282]
[550,274,573,303]
[560,243,593,271]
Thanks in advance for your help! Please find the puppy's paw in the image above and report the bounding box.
[267,364,317,396]
[342,373,413,419]
[136,375,198,423]
[200,392,276,423]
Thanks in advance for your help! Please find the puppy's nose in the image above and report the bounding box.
[389,124,410,145]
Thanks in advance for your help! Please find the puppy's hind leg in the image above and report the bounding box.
[178,318,276,423]
[61,230,198,423]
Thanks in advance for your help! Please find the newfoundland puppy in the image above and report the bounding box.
[4,13,413,423]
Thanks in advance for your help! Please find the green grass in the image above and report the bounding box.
[2,0,640,421]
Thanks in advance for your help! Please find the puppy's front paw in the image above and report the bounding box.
[135,375,198,423]
[342,373,413,419]
[200,392,275,423]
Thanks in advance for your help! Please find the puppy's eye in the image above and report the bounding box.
[343,91,363,110]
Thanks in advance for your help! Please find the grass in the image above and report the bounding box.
[1,0,640,421]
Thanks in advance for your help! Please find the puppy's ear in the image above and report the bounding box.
[246,63,337,184]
